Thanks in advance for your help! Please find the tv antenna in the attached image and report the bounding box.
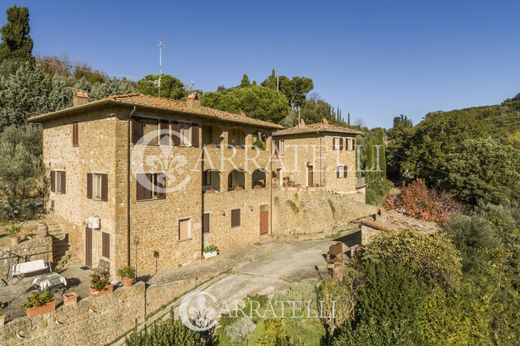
[158,37,170,97]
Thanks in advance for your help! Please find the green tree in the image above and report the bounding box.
[386,114,414,181]
[442,139,520,205]
[136,74,186,100]
[240,74,251,88]
[0,5,34,75]
[262,71,314,108]
[202,85,288,123]
[89,78,135,100]
[0,125,44,221]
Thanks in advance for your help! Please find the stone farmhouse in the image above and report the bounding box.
[28,91,367,276]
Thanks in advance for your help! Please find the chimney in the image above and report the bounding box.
[321,118,329,125]
[186,92,201,109]
[73,90,89,107]
[298,118,305,128]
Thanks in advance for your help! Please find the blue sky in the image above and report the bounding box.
[1,0,519,128]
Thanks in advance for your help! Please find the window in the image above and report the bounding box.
[51,170,66,194]
[228,170,245,191]
[136,173,166,201]
[72,122,79,147]
[102,232,110,258]
[229,129,245,148]
[203,213,210,233]
[333,137,344,151]
[203,170,220,191]
[252,169,266,189]
[87,173,108,201]
[336,166,348,179]
[275,139,285,157]
[179,122,191,146]
[231,209,241,228]
[178,218,192,241]
[142,121,159,145]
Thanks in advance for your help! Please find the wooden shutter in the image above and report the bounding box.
[333,138,337,150]
[101,174,108,201]
[132,119,142,144]
[231,209,241,227]
[352,138,356,151]
[87,173,92,199]
[50,171,56,192]
[336,167,341,179]
[339,138,344,150]
[171,122,180,146]
[102,232,110,258]
[72,122,79,147]
[136,174,151,200]
[61,171,66,194]
[160,121,169,145]
[343,166,348,178]
[191,124,199,147]
[202,213,210,233]
[157,173,166,199]
[179,219,190,241]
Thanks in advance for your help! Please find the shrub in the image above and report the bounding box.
[203,245,219,253]
[225,317,256,344]
[7,225,20,236]
[23,290,53,308]
[385,179,465,224]
[356,229,462,290]
[126,314,208,346]
[256,319,295,346]
[90,272,110,289]
[117,266,136,279]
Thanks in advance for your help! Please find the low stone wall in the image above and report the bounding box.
[0,269,215,345]
[272,190,377,239]
[0,236,53,280]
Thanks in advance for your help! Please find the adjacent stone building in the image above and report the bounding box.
[29,92,366,276]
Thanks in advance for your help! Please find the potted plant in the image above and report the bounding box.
[89,272,113,298]
[117,266,136,288]
[203,244,219,259]
[23,290,55,318]
[8,226,20,246]
[63,291,78,305]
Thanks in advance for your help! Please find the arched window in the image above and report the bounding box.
[228,170,245,191]
[203,170,220,192]
[252,169,267,189]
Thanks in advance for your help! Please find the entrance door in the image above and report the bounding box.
[85,227,93,267]
[307,165,314,187]
[260,205,269,235]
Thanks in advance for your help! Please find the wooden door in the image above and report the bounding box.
[260,205,269,235]
[307,165,314,187]
[85,227,93,267]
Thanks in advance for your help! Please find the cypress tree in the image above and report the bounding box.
[240,73,251,87]
[0,5,34,67]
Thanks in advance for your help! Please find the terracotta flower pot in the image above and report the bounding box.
[121,276,134,288]
[26,300,56,318]
[89,284,113,298]
[9,236,19,246]
[63,292,78,305]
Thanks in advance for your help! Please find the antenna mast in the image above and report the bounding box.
[158,37,169,97]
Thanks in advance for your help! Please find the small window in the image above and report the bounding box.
[102,232,110,258]
[178,218,192,241]
[92,174,103,200]
[336,166,348,179]
[51,170,66,194]
[72,122,79,147]
[333,137,340,151]
[136,173,166,201]
[87,173,108,201]
[231,209,241,228]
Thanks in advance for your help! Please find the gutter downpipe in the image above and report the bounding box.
[127,106,136,266]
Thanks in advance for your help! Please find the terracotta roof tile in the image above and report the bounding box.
[29,93,283,129]
[274,122,363,136]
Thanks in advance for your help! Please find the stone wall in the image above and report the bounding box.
[0,236,53,280]
[272,190,377,239]
[0,270,215,346]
